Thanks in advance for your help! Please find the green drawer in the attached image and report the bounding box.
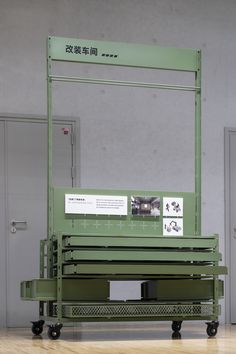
[63,249,221,262]
[63,235,218,249]
[63,263,227,276]
[21,279,109,301]
[21,279,55,300]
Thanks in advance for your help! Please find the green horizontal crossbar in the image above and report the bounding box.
[50,75,199,92]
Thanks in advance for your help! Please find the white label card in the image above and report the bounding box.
[65,194,128,216]
[163,197,183,217]
[163,218,183,236]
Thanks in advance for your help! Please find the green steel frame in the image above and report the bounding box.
[47,36,202,237]
[20,36,227,340]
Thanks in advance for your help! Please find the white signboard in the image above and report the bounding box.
[65,194,128,216]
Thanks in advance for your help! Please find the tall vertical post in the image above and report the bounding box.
[47,37,53,280]
[47,37,53,240]
[195,50,201,235]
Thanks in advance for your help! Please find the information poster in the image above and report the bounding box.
[65,194,128,216]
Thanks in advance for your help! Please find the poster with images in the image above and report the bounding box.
[163,197,183,217]
[163,218,183,236]
[131,196,160,217]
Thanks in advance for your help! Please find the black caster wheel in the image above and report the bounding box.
[47,323,63,340]
[172,321,182,332]
[31,320,45,336]
[172,331,182,339]
[206,321,219,337]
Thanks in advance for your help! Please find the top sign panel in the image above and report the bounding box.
[48,36,199,72]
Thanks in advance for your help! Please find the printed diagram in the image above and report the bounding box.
[163,197,183,217]
[163,218,183,236]
[166,201,181,213]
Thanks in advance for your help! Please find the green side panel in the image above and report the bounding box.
[62,279,109,301]
[49,36,198,72]
[63,264,227,276]
[63,249,221,262]
[53,187,195,236]
[141,279,224,301]
[21,279,109,301]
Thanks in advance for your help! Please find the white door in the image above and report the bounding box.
[1,119,75,327]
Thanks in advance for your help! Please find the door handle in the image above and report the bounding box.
[10,220,27,226]
[10,220,27,233]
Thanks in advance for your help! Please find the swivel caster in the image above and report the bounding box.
[31,320,45,336]
[206,321,219,337]
[47,323,63,340]
[172,331,182,339]
[172,320,182,332]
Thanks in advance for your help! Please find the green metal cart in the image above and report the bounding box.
[21,36,227,339]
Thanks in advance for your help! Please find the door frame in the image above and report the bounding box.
[224,127,236,324]
[0,120,7,327]
[0,114,77,327]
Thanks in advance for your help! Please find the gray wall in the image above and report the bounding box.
[1,0,236,322]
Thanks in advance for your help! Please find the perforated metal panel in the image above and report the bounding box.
[53,303,220,319]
